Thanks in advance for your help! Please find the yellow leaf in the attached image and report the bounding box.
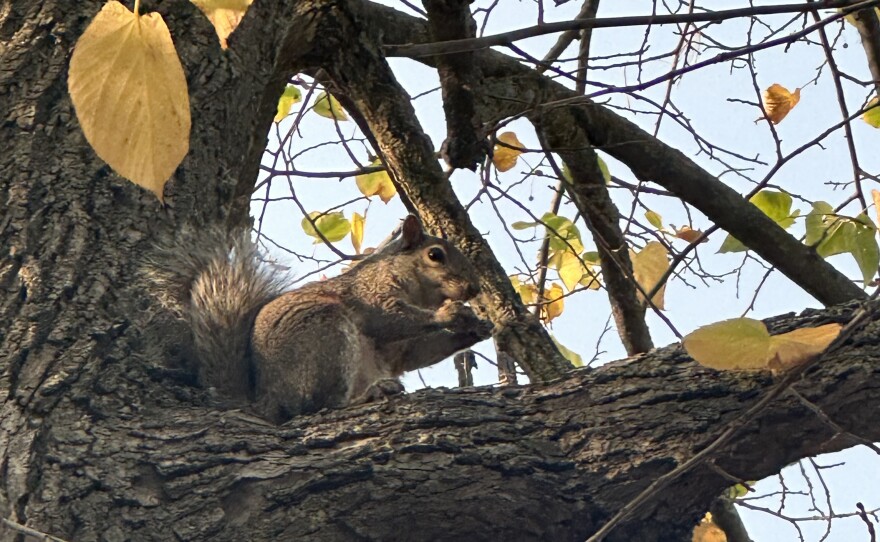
[675,226,705,243]
[68,1,191,202]
[873,190,880,228]
[190,0,252,48]
[355,160,397,203]
[762,84,800,124]
[579,268,602,290]
[542,283,565,323]
[767,323,841,371]
[313,91,348,121]
[645,210,663,229]
[551,250,587,292]
[683,318,772,371]
[351,212,365,254]
[631,242,669,310]
[510,275,537,306]
[275,85,302,123]
[493,131,524,173]
[864,96,880,128]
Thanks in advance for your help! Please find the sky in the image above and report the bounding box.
[254,1,880,539]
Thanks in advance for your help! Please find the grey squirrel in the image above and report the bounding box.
[149,215,493,424]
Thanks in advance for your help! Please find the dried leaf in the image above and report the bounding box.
[762,83,801,124]
[768,323,842,371]
[493,132,524,172]
[542,283,565,323]
[68,1,191,201]
[675,226,705,243]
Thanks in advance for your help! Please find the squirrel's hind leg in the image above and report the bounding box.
[251,299,361,424]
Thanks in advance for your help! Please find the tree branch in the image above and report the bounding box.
[385,0,878,57]
[363,1,868,306]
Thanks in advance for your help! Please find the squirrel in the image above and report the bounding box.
[148,215,493,424]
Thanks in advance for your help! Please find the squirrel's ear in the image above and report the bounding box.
[400,215,425,249]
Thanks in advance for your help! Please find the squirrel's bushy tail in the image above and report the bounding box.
[146,228,287,399]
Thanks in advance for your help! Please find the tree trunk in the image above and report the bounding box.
[2,2,877,541]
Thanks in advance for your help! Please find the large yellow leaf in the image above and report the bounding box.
[355,160,397,203]
[684,318,840,372]
[631,242,669,310]
[493,131,524,172]
[68,1,190,202]
[762,84,800,124]
[683,318,772,370]
[768,323,841,371]
[190,0,252,48]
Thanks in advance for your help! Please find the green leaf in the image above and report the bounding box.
[805,203,879,285]
[864,96,880,128]
[511,220,540,230]
[597,155,611,185]
[313,91,348,121]
[719,190,798,253]
[542,213,584,253]
[718,234,747,254]
[301,211,351,244]
[852,214,879,285]
[274,85,302,122]
[561,162,572,183]
[551,335,583,367]
[645,210,663,230]
[751,190,798,229]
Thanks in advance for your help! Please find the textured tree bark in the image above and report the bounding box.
[2,2,879,542]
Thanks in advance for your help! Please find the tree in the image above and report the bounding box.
[2,0,880,541]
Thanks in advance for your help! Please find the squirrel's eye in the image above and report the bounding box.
[427,247,446,263]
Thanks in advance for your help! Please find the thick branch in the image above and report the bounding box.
[315,0,571,381]
[10,301,880,541]
[533,120,654,355]
[423,0,487,170]
[362,1,868,306]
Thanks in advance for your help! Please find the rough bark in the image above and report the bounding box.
[2,2,879,542]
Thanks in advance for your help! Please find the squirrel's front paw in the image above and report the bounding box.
[351,378,405,406]
[436,300,494,338]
